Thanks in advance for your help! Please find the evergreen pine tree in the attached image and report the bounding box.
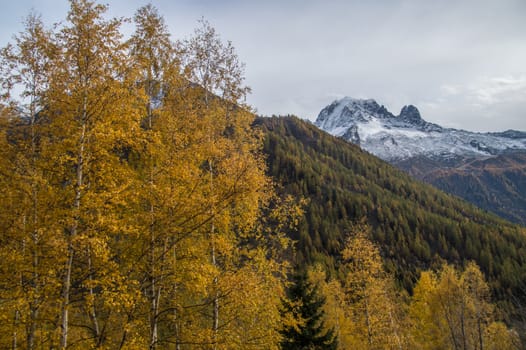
[280,273,337,350]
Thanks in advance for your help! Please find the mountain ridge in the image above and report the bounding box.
[314,97,526,225]
[315,97,526,161]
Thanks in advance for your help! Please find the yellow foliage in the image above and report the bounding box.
[0,2,291,349]
[409,262,518,350]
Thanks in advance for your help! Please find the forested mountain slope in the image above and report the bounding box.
[257,115,526,314]
[394,151,526,225]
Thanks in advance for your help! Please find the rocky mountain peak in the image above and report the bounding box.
[399,105,422,124]
[315,97,393,133]
[315,97,526,161]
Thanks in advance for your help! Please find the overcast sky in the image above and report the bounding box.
[1,0,525,132]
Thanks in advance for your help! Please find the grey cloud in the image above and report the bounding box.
[2,0,526,131]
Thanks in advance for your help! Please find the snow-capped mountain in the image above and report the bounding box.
[315,97,526,225]
[315,97,526,161]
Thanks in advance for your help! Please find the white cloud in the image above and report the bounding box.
[440,85,461,96]
[424,74,526,131]
[439,75,526,107]
[469,75,526,106]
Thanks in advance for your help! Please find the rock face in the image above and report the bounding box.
[315,97,526,161]
[315,97,526,225]
[399,105,423,125]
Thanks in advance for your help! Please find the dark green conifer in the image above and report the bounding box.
[280,273,337,350]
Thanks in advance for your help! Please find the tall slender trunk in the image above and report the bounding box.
[13,309,21,350]
[149,217,168,350]
[172,244,181,350]
[60,96,87,348]
[212,248,219,348]
[60,248,73,349]
[148,177,158,349]
[477,318,484,350]
[203,89,220,350]
[87,246,101,342]
[209,159,219,350]
[146,88,163,350]
[149,213,159,350]
[28,209,39,350]
[475,295,484,350]
[28,95,38,350]
[364,290,373,347]
[27,299,37,350]
[441,297,460,350]
[460,301,467,350]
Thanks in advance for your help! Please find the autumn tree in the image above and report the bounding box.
[44,0,142,347]
[307,265,354,349]
[341,224,405,350]
[170,18,284,349]
[0,12,61,349]
[0,3,291,349]
[128,4,181,348]
[409,262,520,350]
[181,18,249,105]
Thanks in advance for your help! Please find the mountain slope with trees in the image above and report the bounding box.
[257,115,526,321]
[394,151,526,225]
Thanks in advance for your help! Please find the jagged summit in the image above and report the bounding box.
[315,98,392,134]
[316,98,435,131]
[399,105,422,124]
[315,97,526,161]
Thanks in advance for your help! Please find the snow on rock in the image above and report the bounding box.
[314,97,526,161]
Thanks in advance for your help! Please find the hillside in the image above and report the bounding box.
[256,115,526,317]
[394,151,526,225]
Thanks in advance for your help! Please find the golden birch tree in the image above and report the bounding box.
[0,3,291,349]
[0,13,62,349]
[44,0,142,347]
[307,265,354,349]
[128,5,180,348]
[168,19,288,349]
[341,225,405,350]
[409,262,520,350]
